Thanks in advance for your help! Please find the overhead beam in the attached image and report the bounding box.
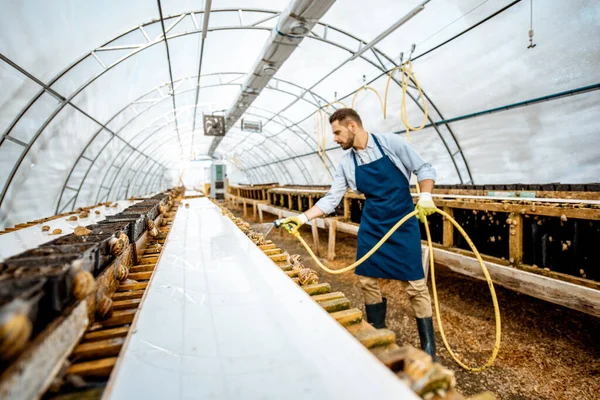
[208,0,337,157]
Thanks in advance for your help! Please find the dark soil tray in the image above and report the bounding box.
[0,261,77,313]
[105,214,146,241]
[87,221,131,237]
[13,243,98,273]
[41,234,115,275]
[124,203,159,221]
[0,278,49,337]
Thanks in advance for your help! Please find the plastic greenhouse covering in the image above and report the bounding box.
[0,0,599,228]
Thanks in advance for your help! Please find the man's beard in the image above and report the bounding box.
[340,132,355,150]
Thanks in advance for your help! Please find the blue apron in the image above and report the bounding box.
[353,134,424,281]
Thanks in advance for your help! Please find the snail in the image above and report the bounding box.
[115,264,128,281]
[95,210,101,215]
[560,214,567,222]
[96,291,113,320]
[52,228,63,235]
[109,232,129,256]
[67,216,78,221]
[79,212,89,219]
[298,268,319,286]
[0,301,33,361]
[185,203,190,208]
[71,264,95,300]
[290,254,303,265]
[41,225,50,232]
[159,204,166,216]
[74,226,92,236]
[147,218,159,238]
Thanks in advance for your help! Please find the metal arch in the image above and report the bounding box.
[0,54,168,214]
[59,73,326,212]
[4,8,471,196]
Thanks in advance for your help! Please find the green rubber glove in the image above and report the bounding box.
[280,213,309,235]
[416,192,436,223]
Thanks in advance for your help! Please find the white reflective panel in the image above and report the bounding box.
[1,106,101,227]
[66,158,92,190]
[252,90,296,117]
[300,154,334,185]
[275,37,351,89]
[201,30,270,75]
[451,90,600,184]
[0,59,42,136]
[167,34,201,80]
[277,97,319,126]
[397,0,600,117]
[8,92,61,144]
[83,129,113,160]
[0,141,23,197]
[0,0,158,83]
[72,44,170,125]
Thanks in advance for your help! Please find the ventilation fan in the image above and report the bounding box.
[203,114,225,136]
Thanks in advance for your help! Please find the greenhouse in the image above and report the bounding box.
[0,1,598,399]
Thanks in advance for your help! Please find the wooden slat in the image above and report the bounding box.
[100,309,137,327]
[263,248,281,256]
[320,298,351,313]
[112,298,142,310]
[509,213,523,264]
[311,291,345,303]
[72,337,124,361]
[129,265,155,273]
[354,329,396,349]
[67,357,117,378]
[258,243,276,250]
[286,270,299,278]
[442,206,454,247]
[302,283,331,296]
[117,282,148,292]
[330,308,363,326]
[327,220,337,261]
[82,327,129,342]
[311,221,320,257]
[112,290,145,301]
[128,271,153,281]
[269,254,287,263]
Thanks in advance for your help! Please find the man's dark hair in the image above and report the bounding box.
[329,108,363,127]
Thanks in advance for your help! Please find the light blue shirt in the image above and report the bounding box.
[315,133,436,215]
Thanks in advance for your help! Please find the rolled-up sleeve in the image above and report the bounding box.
[315,166,348,215]
[389,135,436,182]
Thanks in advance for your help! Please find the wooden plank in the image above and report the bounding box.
[128,271,153,281]
[335,220,359,235]
[67,357,117,378]
[258,243,276,251]
[320,298,351,313]
[442,206,454,247]
[311,292,345,303]
[112,290,145,301]
[100,309,137,327]
[330,308,363,326]
[508,212,523,264]
[343,197,351,220]
[72,337,124,361]
[269,254,287,263]
[311,220,320,257]
[112,298,142,310]
[302,283,331,295]
[82,327,129,342]
[0,301,88,400]
[129,265,155,273]
[286,270,299,278]
[433,247,600,317]
[354,328,396,349]
[117,282,148,292]
[263,248,281,256]
[327,219,337,261]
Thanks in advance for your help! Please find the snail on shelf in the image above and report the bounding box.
[146,218,159,238]
[109,231,130,256]
[67,216,78,221]
[298,268,319,286]
[71,260,95,300]
[41,225,50,232]
[115,264,128,281]
[51,228,63,235]
[96,289,113,320]
[0,300,33,361]
[74,226,92,236]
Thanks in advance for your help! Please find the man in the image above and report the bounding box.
[280,108,438,360]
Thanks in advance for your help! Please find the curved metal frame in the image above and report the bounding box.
[2,7,473,214]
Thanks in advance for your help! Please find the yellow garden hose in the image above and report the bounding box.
[288,206,501,372]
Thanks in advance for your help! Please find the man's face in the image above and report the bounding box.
[331,120,356,150]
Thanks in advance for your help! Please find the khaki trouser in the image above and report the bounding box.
[357,275,432,318]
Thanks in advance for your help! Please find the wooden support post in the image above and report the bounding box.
[343,197,350,221]
[509,212,523,265]
[278,210,284,237]
[311,220,320,257]
[308,196,314,208]
[287,194,293,210]
[328,220,337,261]
[253,201,257,218]
[258,204,264,222]
[262,189,267,201]
[242,199,247,216]
[298,196,303,212]
[442,206,454,248]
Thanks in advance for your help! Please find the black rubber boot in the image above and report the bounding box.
[365,297,387,329]
[416,317,438,362]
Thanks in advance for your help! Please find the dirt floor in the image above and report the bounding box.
[233,206,600,400]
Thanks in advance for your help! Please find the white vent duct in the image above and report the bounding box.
[207,0,336,156]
